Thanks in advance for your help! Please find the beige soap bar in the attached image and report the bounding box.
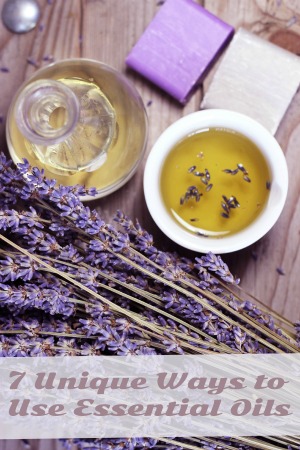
[201,28,300,134]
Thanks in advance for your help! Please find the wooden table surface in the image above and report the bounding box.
[0,0,299,448]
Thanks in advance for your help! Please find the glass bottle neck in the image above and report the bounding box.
[15,79,80,146]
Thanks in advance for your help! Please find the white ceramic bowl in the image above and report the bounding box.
[143,109,288,254]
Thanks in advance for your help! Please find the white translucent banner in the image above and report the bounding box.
[0,354,299,439]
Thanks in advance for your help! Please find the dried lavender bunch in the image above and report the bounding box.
[0,153,299,450]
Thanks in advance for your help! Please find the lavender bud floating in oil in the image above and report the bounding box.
[161,128,271,238]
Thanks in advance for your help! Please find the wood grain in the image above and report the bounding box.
[0,0,299,448]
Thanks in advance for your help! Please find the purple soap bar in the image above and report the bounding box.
[126,0,234,103]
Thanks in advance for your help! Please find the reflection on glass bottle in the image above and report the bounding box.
[6,59,148,198]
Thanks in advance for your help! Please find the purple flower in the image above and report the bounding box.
[49,185,79,214]
[38,234,61,253]
[56,338,78,356]
[17,159,30,174]
[59,244,83,263]
[79,318,104,337]
[111,233,130,252]
[21,207,44,229]
[117,339,139,355]
[26,228,44,246]
[0,283,75,317]
[80,341,103,355]
[78,267,99,291]
[115,318,143,337]
[195,252,239,284]
[163,332,184,354]
[8,335,31,356]
[0,256,19,281]
[0,155,15,184]
[37,178,57,196]
[27,166,45,184]
[0,335,9,356]
[30,336,55,356]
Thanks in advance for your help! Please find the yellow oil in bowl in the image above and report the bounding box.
[160,128,271,238]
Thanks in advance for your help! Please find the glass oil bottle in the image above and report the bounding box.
[6,59,148,199]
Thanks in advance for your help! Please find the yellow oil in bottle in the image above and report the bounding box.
[160,128,271,238]
[17,76,116,174]
[6,59,147,196]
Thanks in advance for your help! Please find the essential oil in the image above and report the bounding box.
[160,128,271,238]
[6,59,147,196]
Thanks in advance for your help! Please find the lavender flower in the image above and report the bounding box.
[195,252,239,285]
[0,153,298,450]
[0,283,75,316]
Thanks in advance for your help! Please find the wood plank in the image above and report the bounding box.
[204,0,300,320]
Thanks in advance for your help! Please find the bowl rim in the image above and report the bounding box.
[143,109,289,254]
